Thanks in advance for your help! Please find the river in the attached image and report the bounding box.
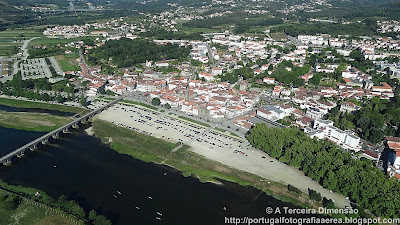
[0,104,76,117]
[0,108,320,225]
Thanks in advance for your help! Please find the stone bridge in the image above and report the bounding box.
[0,97,121,166]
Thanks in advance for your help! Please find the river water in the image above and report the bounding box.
[0,108,320,225]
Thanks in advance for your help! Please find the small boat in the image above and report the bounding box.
[53,165,57,168]
[117,191,122,195]
[164,173,167,176]
[223,207,227,211]
[135,206,140,210]
[157,212,162,216]
[113,195,118,198]
[148,196,153,200]
[156,217,161,221]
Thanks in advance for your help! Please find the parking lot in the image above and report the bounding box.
[20,58,52,80]
[94,102,245,149]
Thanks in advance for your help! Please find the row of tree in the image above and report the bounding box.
[0,72,77,103]
[246,124,400,218]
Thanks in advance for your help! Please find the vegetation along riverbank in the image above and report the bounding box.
[0,97,90,115]
[0,179,111,225]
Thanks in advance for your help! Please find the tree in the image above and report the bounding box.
[309,189,322,202]
[369,128,384,144]
[164,103,171,109]
[3,196,20,210]
[89,209,111,225]
[151,98,161,106]
[323,198,335,209]
[89,210,98,221]
[80,95,88,107]
[99,86,106,95]
[93,215,112,225]
[309,73,322,86]
[349,50,363,62]
[56,94,64,103]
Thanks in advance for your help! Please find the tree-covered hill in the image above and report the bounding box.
[88,38,191,68]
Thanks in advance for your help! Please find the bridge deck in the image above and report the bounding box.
[0,97,121,163]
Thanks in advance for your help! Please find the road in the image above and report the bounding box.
[206,43,214,65]
[48,56,64,76]
[79,48,91,74]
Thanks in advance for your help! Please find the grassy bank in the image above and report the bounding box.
[120,99,158,111]
[0,180,76,225]
[0,191,75,225]
[177,116,211,128]
[91,119,314,208]
[0,111,74,132]
[0,97,90,115]
[214,127,227,133]
[0,180,111,225]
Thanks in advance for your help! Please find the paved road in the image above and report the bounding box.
[21,37,39,60]
[79,48,91,74]
[48,56,64,76]
[206,43,214,65]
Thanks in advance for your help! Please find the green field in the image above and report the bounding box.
[270,32,286,40]
[0,191,75,225]
[0,111,75,132]
[0,38,19,43]
[0,42,22,46]
[214,127,227,133]
[0,97,90,115]
[175,19,221,34]
[55,54,80,72]
[0,49,14,56]
[0,28,40,56]
[0,42,20,56]
[29,38,79,47]
[0,180,78,225]
[0,29,42,38]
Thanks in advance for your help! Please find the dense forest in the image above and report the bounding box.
[246,124,400,218]
[183,13,283,34]
[141,29,203,40]
[269,61,309,87]
[274,20,378,37]
[88,38,191,68]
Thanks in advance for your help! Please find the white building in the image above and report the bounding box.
[313,118,361,151]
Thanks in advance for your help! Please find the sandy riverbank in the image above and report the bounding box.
[95,103,350,208]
